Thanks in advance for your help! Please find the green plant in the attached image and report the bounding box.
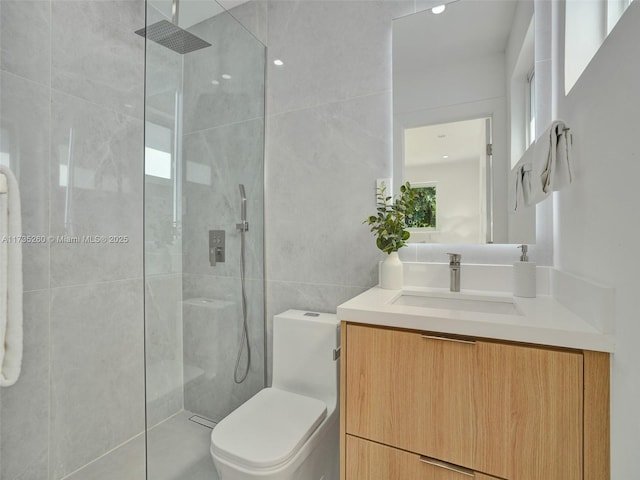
[406,185,436,228]
[364,182,419,254]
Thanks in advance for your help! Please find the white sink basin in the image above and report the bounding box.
[392,291,522,316]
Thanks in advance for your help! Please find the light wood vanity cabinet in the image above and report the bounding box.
[340,323,610,480]
[347,435,501,480]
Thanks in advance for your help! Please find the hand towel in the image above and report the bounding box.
[527,120,574,205]
[0,165,23,387]
[509,144,533,213]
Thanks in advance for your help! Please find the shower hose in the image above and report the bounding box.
[234,226,251,384]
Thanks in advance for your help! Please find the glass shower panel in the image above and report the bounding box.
[144,1,266,478]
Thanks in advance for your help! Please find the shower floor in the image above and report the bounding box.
[65,411,218,480]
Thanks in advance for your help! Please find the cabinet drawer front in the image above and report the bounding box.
[474,342,584,480]
[346,435,476,480]
[345,324,475,468]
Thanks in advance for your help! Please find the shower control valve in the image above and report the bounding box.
[209,230,225,266]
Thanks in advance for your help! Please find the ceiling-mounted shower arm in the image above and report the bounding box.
[171,0,179,25]
[236,184,249,232]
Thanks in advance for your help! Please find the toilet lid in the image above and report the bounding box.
[210,388,327,470]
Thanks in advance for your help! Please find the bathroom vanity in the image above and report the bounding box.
[337,286,612,480]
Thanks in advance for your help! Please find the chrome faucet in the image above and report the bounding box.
[447,253,461,292]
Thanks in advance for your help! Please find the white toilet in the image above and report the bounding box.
[210,310,340,480]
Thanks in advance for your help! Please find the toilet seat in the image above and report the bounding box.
[210,388,327,470]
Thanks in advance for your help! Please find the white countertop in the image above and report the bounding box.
[337,286,614,352]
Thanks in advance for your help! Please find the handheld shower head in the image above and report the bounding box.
[239,184,247,222]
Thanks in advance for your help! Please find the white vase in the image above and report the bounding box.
[380,252,403,290]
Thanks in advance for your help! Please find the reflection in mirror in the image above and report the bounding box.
[393,0,536,244]
[404,118,491,244]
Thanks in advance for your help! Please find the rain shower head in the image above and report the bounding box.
[135,20,211,55]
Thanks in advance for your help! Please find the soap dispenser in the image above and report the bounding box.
[513,245,536,298]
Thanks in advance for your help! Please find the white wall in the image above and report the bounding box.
[554,2,640,477]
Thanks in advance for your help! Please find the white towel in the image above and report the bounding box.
[509,145,533,213]
[0,165,23,387]
[527,120,574,205]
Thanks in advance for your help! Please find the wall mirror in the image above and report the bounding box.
[392,0,537,244]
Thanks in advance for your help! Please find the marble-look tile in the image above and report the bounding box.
[49,90,143,287]
[266,0,411,115]
[266,92,390,288]
[51,0,145,118]
[146,411,218,480]
[65,411,219,480]
[65,433,145,480]
[182,274,264,421]
[265,280,368,385]
[49,279,145,479]
[145,274,184,428]
[182,10,265,134]
[144,6,183,122]
[228,0,268,46]
[182,119,264,280]
[0,0,51,86]
[145,181,183,277]
[0,71,50,292]
[0,290,50,480]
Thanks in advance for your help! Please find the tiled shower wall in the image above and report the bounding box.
[0,0,146,478]
[180,7,265,422]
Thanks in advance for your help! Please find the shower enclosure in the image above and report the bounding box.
[0,0,265,478]
[143,0,266,478]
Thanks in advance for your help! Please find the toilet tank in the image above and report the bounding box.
[272,310,340,408]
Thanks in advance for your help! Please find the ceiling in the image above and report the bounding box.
[404,117,487,167]
[393,0,518,74]
[149,0,248,29]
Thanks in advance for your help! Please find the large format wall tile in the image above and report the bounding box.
[182,274,264,421]
[229,0,268,46]
[0,71,50,292]
[266,92,390,288]
[145,274,184,428]
[65,434,145,480]
[266,0,412,115]
[183,10,265,134]
[49,279,145,479]
[49,90,143,287]
[265,279,366,384]
[51,0,145,118]
[0,0,51,86]
[0,290,50,480]
[182,118,264,280]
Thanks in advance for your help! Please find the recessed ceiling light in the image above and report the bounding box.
[443,155,449,158]
[437,134,446,138]
[273,59,284,66]
[431,4,446,14]
[211,80,220,85]
[222,74,232,80]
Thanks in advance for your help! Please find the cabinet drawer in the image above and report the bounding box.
[346,435,490,480]
[343,323,584,480]
[345,324,476,468]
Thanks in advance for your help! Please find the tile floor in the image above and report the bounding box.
[65,411,217,480]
